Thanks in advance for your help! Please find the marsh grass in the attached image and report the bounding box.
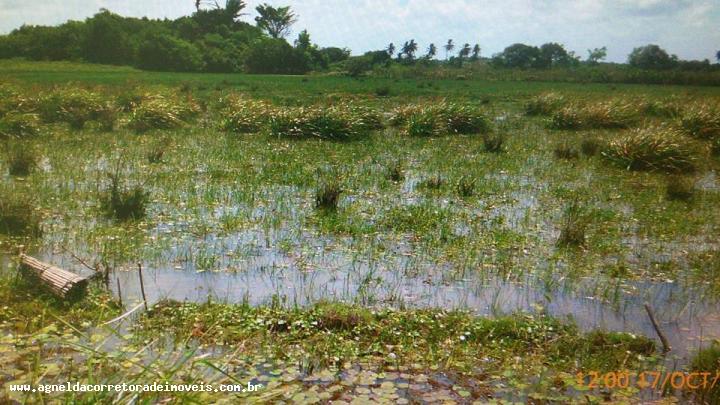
[689,344,720,403]
[385,160,405,182]
[404,109,441,137]
[129,95,200,132]
[482,133,504,153]
[270,107,367,140]
[604,126,698,172]
[456,176,476,197]
[0,112,40,138]
[554,144,580,160]
[665,175,695,201]
[550,100,639,130]
[38,88,104,129]
[0,188,42,236]
[417,174,445,191]
[315,181,342,211]
[392,103,489,136]
[100,174,149,221]
[679,104,720,140]
[557,200,589,247]
[6,143,36,176]
[524,92,566,116]
[220,98,276,133]
[580,138,601,157]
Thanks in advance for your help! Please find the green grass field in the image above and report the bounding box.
[2,60,720,403]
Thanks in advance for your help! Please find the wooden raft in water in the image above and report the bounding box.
[20,254,90,301]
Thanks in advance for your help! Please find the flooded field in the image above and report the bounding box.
[2,68,720,402]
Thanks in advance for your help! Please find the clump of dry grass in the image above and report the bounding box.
[603,126,698,172]
[0,112,40,138]
[315,181,342,211]
[128,95,200,132]
[220,98,276,133]
[550,100,639,130]
[679,104,720,140]
[665,175,695,201]
[524,92,566,116]
[269,107,368,140]
[37,88,105,129]
[5,143,36,176]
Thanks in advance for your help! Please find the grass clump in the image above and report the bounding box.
[557,200,589,247]
[128,95,200,133]
[665,175,695,201]
[315,181,342,211]
[554,144,579,160]
[456,176,476,197]
[220,98,276,133]
[679,104,720,140]
[524,92,566,116]
[0,112,40,138]
[442,103,490,134]
[270,107,367,140]
[603,126,698,172]
[37,88,104,129]
[580,137,601,157]
[100,174,149,221]
[392,103,489,136]
[385,159,405,182]
[417,174,445,191]
[689,344,720,403]
[404,109,441,137]
[550,100,639,130]
[482,133,504,153]
[5,144,36,176]
[374,85,391,97]
[0,188,42,237]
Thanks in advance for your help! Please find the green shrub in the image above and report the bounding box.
[604,126,698,172]
[374,86,391,97]
[0,188,42,237]
[524,92,566,116]
[0,112,40,138]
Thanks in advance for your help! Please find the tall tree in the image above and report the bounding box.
[444,39,454,60]
[255,4,297,39]
[426,43,437,59]
[586,46,607,65]
[401,39,418,61]
[471,44,481,60]
[295,29,310,49]
[458,43,471,59]
[716,50,720,63]
[386,43,395,58]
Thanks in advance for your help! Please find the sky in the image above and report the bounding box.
[1,0,718,63]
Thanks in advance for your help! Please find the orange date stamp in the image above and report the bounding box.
[576,370,720,390]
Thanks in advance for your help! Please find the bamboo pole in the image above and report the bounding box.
[20,254,89,301]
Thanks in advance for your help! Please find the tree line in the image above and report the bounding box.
[0,0,718,76]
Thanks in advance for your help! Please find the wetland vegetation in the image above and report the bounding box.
[1,59,720,402]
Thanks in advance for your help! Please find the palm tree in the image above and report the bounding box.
[458,43,471,59]
[387,43,395,58]
[401,39,418,61]
[255,3,297,38]
[444,39,454,60]
[426,43,437,59]
[471,44,481,60]
[716,50,720,63]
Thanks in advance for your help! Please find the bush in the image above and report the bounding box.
[100,175,149,221]
[5,144,36,176]
[374,86,391,97]
[679,104,720,140]
[0,113,40,138]
[386,160,404,182]
[524,92,566,116]
[603,126,698,172]
[456,176,476,197]
[0,188,42,237]
[137,33,205,72]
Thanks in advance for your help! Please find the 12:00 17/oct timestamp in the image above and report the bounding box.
[576,371,720,390]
